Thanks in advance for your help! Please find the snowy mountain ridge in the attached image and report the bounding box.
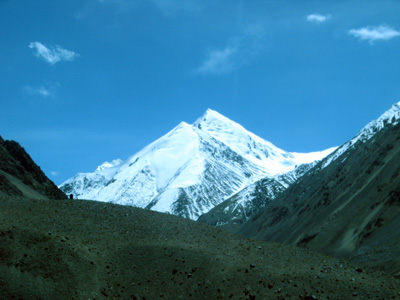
[60,109,335,219]
[322,101,400,169]
[194,109,332,175]
[198,102,400,227]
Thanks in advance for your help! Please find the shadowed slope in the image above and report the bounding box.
[1,196,399,299]
[0,136,66,200]
[237,119,400,276]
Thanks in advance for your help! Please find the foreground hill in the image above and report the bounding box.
[1,195,399,299]
[237,102,400,277]
[0,136,66,200]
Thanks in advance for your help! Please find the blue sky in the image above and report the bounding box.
[1,0,399,184]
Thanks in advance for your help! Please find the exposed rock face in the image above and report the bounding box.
[0,136,66,199]
[198,162,316,228]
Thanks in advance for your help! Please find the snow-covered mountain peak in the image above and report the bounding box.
[194,108,237,127]
[193,109,248,141]
[61,108,335,219]
[193,109,295,171]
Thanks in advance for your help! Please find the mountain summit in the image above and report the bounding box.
[60,109,334,219]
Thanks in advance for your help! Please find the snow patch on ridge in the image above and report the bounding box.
[291,147,338,164]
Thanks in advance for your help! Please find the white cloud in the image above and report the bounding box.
[196,46,238,75]
[51,171,60,176]
[23,82,60,98]
[24,86,51,97]
[349,25,400,44]
[29,42,79,65]
[307,14,331,24]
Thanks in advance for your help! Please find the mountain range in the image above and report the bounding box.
[2,102,400,298]
[200,101,400,229]
[60,109,334,220]
[58,101,400,277]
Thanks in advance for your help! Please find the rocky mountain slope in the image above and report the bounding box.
[198,162,317,227]
[1,195,399,299]
[237,101,400,276]
[0,136,66,200]
[60,109,333,219]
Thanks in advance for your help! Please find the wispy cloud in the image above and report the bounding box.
[23,82,60,98]
[50,171,60,176]
[348,25,400,44]
[306,14,331,24]
[196,23,266,76]
[196,46,238,75]
[29,42,79,65]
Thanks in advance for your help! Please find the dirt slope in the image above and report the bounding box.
[1,196,399,300]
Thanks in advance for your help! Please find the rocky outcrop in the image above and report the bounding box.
[0,136,66,199]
